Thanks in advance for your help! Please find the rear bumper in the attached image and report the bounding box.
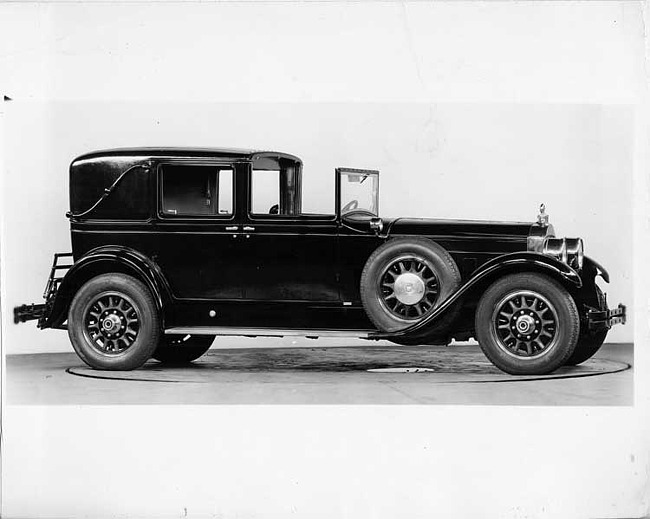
[13,303,48,325]
[13,252,73,329]
[587,304,626,331]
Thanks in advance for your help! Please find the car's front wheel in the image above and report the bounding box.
[68,273,160,370]
[153,334,214,364]
[475,273,579,375]
[565,286,608,366]
[564,330,607,366]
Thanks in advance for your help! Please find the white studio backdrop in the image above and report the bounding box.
[2,101,634,354]
[0,2,644,104]
[0,3,648,519]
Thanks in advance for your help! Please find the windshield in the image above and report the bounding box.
[339,169,379,217]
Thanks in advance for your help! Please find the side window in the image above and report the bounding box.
[161,164,233,216]
[217,169,233,215]
[251,169,280,215]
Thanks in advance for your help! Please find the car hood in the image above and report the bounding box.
[383,217,534,250]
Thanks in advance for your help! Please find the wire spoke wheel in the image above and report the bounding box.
[83,291,141,355]
[491,290,559,359]
[378,254,440,321]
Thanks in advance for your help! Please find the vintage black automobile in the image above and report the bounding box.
[14,147,626,374]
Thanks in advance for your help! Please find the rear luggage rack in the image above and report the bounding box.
[14,252,73,325]
[43,252,74,300]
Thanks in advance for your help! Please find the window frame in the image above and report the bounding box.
[248,167,283,217]
[247,161,337,222]
[157,160,237,221]
[335,167,380,221]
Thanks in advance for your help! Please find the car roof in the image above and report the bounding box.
[72,147,302,164]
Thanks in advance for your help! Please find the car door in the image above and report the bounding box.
[242,216,340,301]
[154,160,247,300]
[241,166,340,302]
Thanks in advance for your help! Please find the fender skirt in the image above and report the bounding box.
[370,251,582,340]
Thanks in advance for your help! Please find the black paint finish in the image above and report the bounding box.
[31,147,609,341]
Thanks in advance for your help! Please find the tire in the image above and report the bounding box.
[67,273,160,370]
[360,238,461,333]
[475,273,580,375]
[565,286,608,366]
[153,335,214,364]
[565,329,608,366]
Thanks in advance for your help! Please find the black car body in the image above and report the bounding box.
[14,148,626,374]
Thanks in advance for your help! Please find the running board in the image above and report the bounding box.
[164,327,375,339]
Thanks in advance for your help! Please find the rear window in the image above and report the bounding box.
[160,164,233,217]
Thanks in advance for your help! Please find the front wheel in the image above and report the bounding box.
[68,273,160,371]
[153,335,214,364]
[564,330,607,366]
[475,273,580,375]
[565,285,608,366]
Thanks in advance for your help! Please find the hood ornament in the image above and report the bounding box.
[537,203,549,226]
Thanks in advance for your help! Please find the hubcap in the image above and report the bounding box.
[84,293,140,355]
[515,314,536,335]
[491,290,558,358]
[393,272,426,305]
[101,314,122,332]
[379,255,440,321]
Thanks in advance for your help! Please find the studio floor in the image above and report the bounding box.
[5,340,633,405]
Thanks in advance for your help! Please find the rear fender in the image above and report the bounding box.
[371,252,582,340]
[44,246,172,329]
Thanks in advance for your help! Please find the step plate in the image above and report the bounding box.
[164,327,374,339]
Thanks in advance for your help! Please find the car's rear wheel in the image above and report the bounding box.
[153,334,214,364]
[68,273,160,370]
[475,273,579,375]
[360,238,461,334]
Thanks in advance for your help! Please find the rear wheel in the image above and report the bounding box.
[360,238,461,334]
[475,273,579,375]
[153,335,214,364]
[68,273,160,371]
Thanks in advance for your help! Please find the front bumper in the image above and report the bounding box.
[587,304,626,331]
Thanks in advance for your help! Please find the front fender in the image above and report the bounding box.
[44,246,172,328]
[370,252,582,340]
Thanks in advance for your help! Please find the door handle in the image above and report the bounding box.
[225,226,238,231]
[243,226,255,231]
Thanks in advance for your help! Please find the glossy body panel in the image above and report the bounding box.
[240,218,340,301]
[386,217,531,280]
[153,160,246,299]
[45,245,173,329]
[165,300,374,330]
